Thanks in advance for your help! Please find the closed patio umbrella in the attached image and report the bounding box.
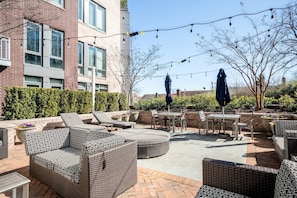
[165,74,173,111]
[216,68,231,114]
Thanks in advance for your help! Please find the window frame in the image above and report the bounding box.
[24,20,42,66]
[0,37,10,60]
[24,76,43,87]
[50,29,64,69]
[88,45,106,78]
[78,42,84,75]
[88,1,106,32]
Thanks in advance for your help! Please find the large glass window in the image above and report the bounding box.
[88,1,106,32]
[24,76,42,87]
[78,0,84,21]
[25,21,41,65]
[78,42,84,75]
[50,30,64,69]
[88,46,106,78]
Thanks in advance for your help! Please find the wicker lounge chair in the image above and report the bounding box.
[196,157,297,198]
[60,112,107,131]
[0,128,8,159]
[92,111,135,129]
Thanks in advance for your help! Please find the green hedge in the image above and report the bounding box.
[134,94,297,112]
[2,87,127,120]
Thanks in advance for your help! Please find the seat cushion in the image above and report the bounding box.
[272,136,285,160]
[274,159,297,197]
[33,147,81,183]
[0,140,2,147]
[196,185,249,198]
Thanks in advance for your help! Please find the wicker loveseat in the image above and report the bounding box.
[273,120,297,161]
[196,157,297,198]
[0,128,8,159]
[23,127,137,198]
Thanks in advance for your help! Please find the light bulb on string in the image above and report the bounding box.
[191,73,192,78]
[156,29,159,39]
[188,57,190,63]
[176,75,178,79]
[93,36,96,45]
[190,24,193,33]
[20,39,23,47]
[229,17,232,26]
[267,29,270,37]
[205,72,207,76]
[270,8,274,19]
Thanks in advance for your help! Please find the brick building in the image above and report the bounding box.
[0,0,130,114]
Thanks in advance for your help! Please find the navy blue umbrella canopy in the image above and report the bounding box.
[216,68,231,109]
[165,74,173,108]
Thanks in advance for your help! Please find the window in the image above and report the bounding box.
[25,21,42,65]
[78,0,84,21]
[50,0,64,7]
[0,37,9,60]
[78,42,84,75]
[88,1,106,32]
[88,45,106,78]
[24,76,43,87]
[96,84,108,92]
[78,82,87,90]
[50,78,63,89]
[50,30,64,69]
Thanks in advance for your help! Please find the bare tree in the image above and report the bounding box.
[196,13,297,110]
[109,44,162,105]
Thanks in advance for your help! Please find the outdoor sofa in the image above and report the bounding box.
[0,128,8,159]
[273,120,297,161]
[23,127,137,198]
[195,157,297,198]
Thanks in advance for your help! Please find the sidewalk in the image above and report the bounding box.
[0,127,280,198]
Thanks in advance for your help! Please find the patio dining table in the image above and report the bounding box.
[206,113,241,140]
[157,111,182,133]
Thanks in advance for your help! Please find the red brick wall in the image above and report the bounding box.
[0,0,78,114]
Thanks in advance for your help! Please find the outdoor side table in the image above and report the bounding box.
[0,172,31,198]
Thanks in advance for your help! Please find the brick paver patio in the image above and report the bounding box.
[0,127,280,198]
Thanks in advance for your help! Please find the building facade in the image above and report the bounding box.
[0,0,130,114]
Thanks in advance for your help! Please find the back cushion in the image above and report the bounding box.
[275,120,297,136]
[78,135,125,172]
[70,128,112,149]
[274,159,297,197]
[24,128,70,155]
[70,128,89,149]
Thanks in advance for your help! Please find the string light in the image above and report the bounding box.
[229,17,232,26]
[93,36,96,45]
[270,8,274,19]
[156,29,159,39]
[67,38,70,48]
[190,24,193,33]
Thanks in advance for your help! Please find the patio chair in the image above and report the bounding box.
[175,110,187,132]
[232,110,254,139]
[150,109,160,129]
[92,111,135,129]
[198,111,219,133]
[60,112,107,131]
[0,128,8,159]
[196,157,297,198]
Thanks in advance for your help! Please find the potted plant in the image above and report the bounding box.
[121,114,130,122]
[15,122,37,143]
[111,115,121,121]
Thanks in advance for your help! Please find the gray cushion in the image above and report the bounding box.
[274,159,297,197]
[24,128,70,155]
[79,135,125,173]
[272,136,285,157]
[0,140,2,147]
[196,185,249,198]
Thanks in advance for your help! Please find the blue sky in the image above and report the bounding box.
[128,1,293,95]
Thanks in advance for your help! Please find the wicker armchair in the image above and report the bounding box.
[273,120,297,161]
[0,128,8,159]
[196,157,297,198]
